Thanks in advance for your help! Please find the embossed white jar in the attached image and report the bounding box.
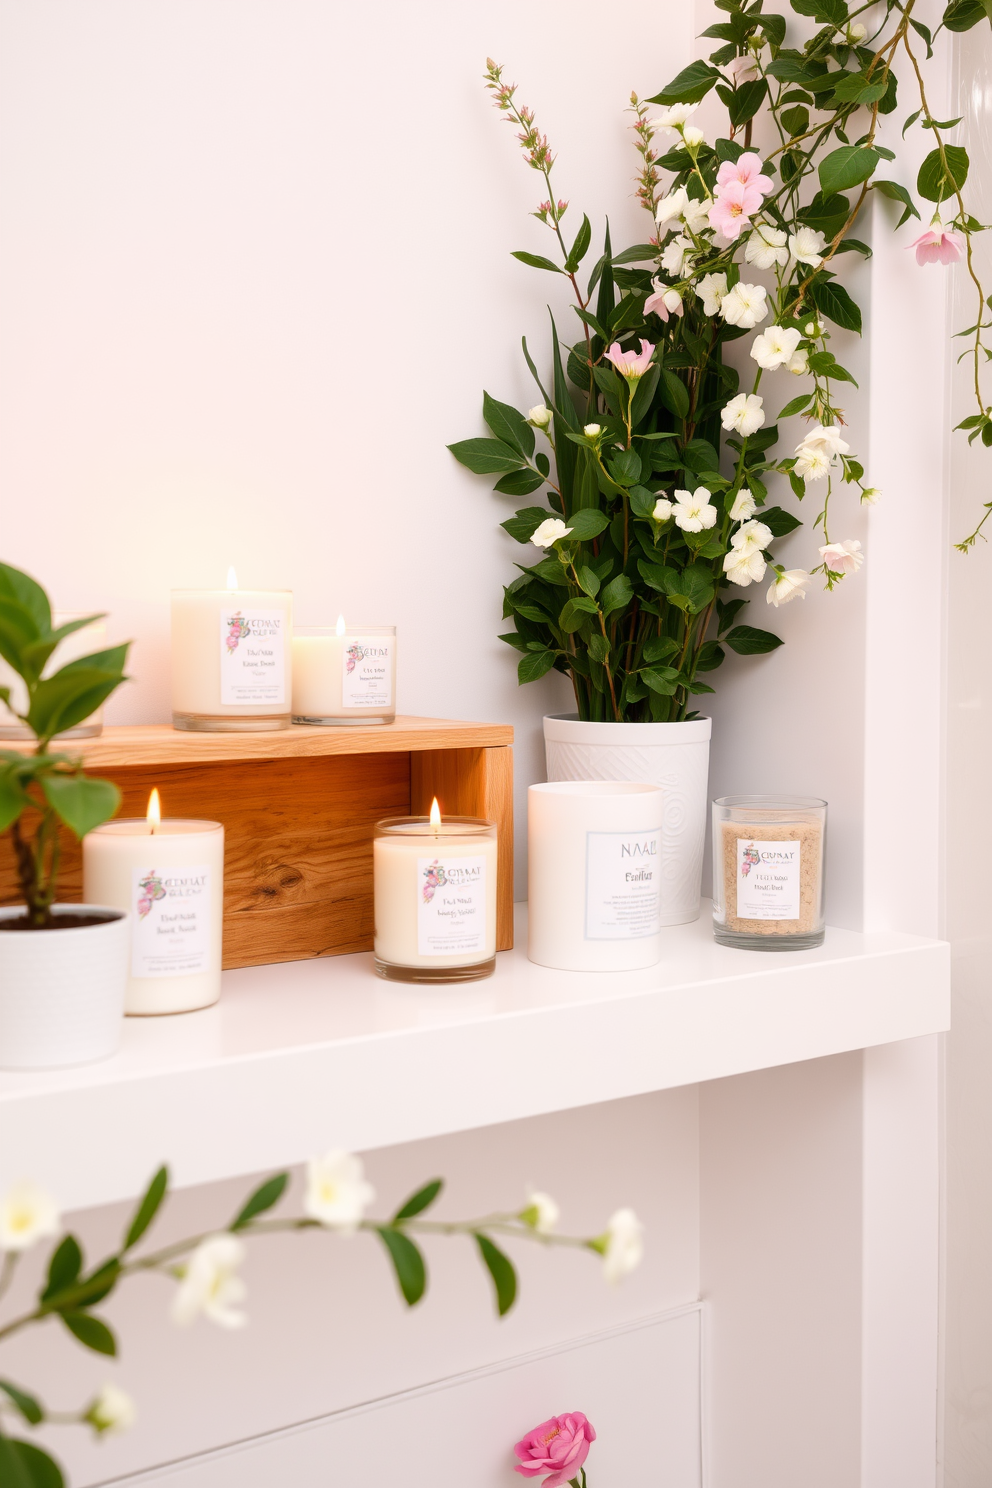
[543,715,711,926]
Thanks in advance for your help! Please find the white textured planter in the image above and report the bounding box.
[544,714,712,926]
[0,906,128,1069]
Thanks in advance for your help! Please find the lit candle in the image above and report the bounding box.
[373,799,497,982]
[0,611,107,741]
[171,568,292,731]
[292,615,396,725]
[83,791,225,1014]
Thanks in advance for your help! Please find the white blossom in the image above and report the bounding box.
[522,1190,560,1235]
[861,487,881,505]
[172,1235,247,1330]
[767,568,812,606]
[750,325,803,371]
[527,405,553,429]
[720,281,768,329]
[794,424,849,481]
[87,1384,136,1436]
[789,226,827,267]
[848,22,867,41]
[804,320,823,337]
[744,222,789,269]
[672,487,718,532]
[304,1150,376,1232]
[655,186,688,234]
[723,54,760,85]
[721,392,765,437]
[729,488,757,522]
[662,289,683,314]
[819,539,864,574]
[682,196,713,235]
[583,423,601,438]
[723,546,767,586]
[732,519,773,553]
[653,496,674,522]
[661,234,695,278]
[695,272,728,316]
[649,103,697,134]
[0,1183,59,1253]
[683,125,705,147]
[601,1208,645,1283]
[786,349,809,376]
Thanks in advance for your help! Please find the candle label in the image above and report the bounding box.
[585,829,662,939]
[342,637,393,710]
[131,865,212,977]
[220,609,286,705]
[418,855,486,957]
[736,839,801,920]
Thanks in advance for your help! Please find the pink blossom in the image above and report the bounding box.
[604,338,656,379]
[644,283,683,322]
[514,1413,596,1487]
[909,226,963,265]
[723,54,760,85]
[715,151,773,198]
[708,180,764,242]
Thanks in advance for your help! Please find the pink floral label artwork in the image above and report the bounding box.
[421,859,448,904]
[136,870,166,920]
[740,843,761,878]
[225,612,252,655]
[345,643,364,675]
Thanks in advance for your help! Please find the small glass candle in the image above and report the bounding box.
[171,571,292,732]
[373,804,497,982]
[292,620,396,725]
[0,612,107,741]
[712,795,826,950]
[83,791,225,1013]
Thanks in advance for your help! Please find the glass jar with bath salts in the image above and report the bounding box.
[712,795,826,950]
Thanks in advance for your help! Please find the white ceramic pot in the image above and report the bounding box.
[0,906,128,1069]
[543,714,712,926]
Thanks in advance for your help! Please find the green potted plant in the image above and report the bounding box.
[0,561,131,1068]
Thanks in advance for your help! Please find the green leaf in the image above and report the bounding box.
[608,449,642,487]
[120,1166,169,1250]
[0,1438,64,1488]
[829,71,887,105]
[611,243,660,265]
[518,649,557,683]
[642,634,680,663]
[782,105,809,137]
[660,369,690,420]
[230,1172,287,1231]
[42,1237,83,1303]
[61,1312,117,1356]
[483,392,535,460]
[917,144,969,202]
[818,145,879,195]
[807,278,862,334]
[41,773,120,839]
[392,1179,443,1223]
[778,392,814,419]
[725,625,784,655]
[559,598,599,632]
[493,468,545,497]
[873,178,920,226]
[0,1382,44,1427]
[511,250,563,274]
[834,237,872,258]
[728,78,768,127]
[72,1259,120,1310]
[447,438,524,476]
[943,0,988,30]
[640,665,680,695]
[377,1227,427,1306]
[588,633,609,665]
[0,563,51,634]
[564,213,592,273]
[647,60,721,106]
[791,0,848,20]
[474,1233,518,1316]
[600,574,633,615]
[760,506,802,536]
[26,662,126,744]
[567,509,610,541]
[502,508,551,543]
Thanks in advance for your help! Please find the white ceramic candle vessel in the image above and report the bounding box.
[293,621,396,725]
[83,795,224,1014]
[171,572,292,731]
[373,806,497,982]
[528,780,666,972]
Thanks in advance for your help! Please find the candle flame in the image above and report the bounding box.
[335,613,346,636]
[226,566,238,590]
[147,788,161,833]
[429,797,441,828]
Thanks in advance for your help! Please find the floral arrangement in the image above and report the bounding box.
[0,563,130,925]
[450,0,989,722]
[514,1410,596,1487]
[0,1155,642,1486]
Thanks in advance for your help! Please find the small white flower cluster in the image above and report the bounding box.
[723,517,773,588]
[794,423,849,482]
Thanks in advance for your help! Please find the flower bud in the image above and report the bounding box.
[527,404,553,429]
[662,289,683,314]
[583,423,602,438]
[682,125,704,148]
[847,22,866,41]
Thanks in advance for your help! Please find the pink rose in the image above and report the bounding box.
[514,1413,596,1487]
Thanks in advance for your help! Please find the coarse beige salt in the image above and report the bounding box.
[720,817,824,938]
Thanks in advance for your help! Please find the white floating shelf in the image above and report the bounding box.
[0,905,949,1211]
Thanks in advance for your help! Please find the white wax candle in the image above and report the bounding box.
[528,781,665,972]
[83,818,225,1014]
[171,584,292,731]
[292,624,396,725]
[0,612,107,740]
[374,815,497,979]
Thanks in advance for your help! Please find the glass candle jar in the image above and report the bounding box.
[712,795,826,950]
[171,585,292,732]
[292,624,396,725]
[373,812,497,982]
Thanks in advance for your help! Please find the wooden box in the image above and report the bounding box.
[0,717,514,969]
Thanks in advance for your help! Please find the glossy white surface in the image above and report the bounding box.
[0,903,949,1211]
